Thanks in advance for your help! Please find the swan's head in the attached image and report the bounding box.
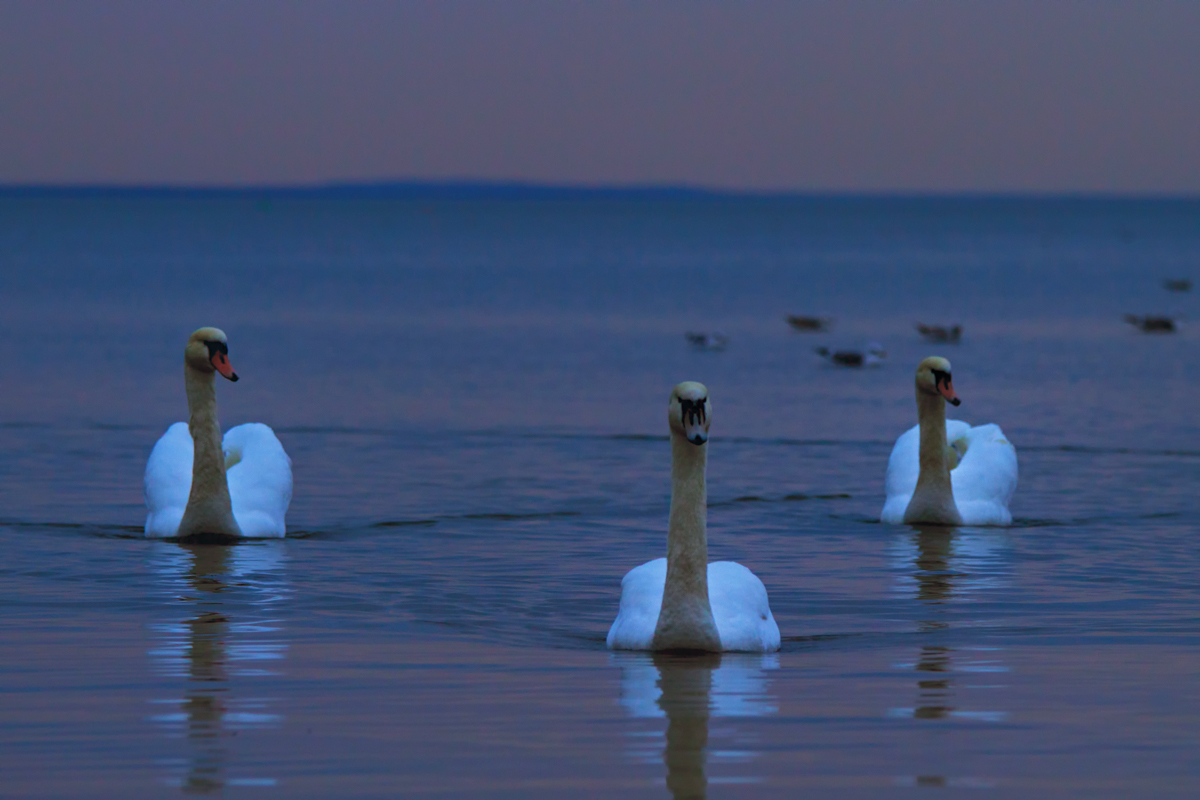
[669,381,711,445]
[185,327,238,382]
[915,356,959,406]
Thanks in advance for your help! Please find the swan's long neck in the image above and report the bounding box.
[905,391,962,525]
[177,365,241,537]
[652,432,721,651]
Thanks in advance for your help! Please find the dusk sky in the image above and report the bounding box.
[1,1,1198,193]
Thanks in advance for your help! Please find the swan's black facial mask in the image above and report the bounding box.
[930,369,960,406]
[204,340,239,382]
[678,397,709,445]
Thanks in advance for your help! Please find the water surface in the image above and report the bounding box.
[2,191,1199,797]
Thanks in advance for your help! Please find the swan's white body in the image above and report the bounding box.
[145,422,292,538]
[607,558,780,652]
[607,382,780,653]
[143,327,292,539]
[881,420,1017,525]
[881,357,1017,527]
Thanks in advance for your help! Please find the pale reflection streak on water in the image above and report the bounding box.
[146,542,288,792]
[615,652,778,798]
[886,525,1011,788]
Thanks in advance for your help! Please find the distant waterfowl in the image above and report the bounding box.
[1124,314,1176,333]
[815,342,887,367]
[607,382,780,653]
[684,331,729,351]
[1163,279,1192,293]
[785,315,832,332]
[916,323,962,343]
[881,357,1017,526]
[144,327,293,538]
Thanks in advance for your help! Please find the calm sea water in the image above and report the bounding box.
[2,191,1200,797]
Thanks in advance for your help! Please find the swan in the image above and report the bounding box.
[607,382,780,653]
[881,357,1017,526]
[144,327,292,538]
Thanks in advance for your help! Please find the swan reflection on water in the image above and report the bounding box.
[887,525,1010,725]
[146,542,288,792]
[614,651,778,799]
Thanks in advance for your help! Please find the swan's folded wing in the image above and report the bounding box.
[708,561,781,653]
[950,423,1018,525]
[224,423,293,538]
[945,419,973,443]
[144,422,193,537]
[884,424,921,496]
[607,558,666,650]
[881,424,920,521]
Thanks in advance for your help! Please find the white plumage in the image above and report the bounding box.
[606,382,781,653]
[607,558,780,653]
[144,421,292,538]
[881,420,1018,526]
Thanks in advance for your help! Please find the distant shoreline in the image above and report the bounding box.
[0,181,1196,202]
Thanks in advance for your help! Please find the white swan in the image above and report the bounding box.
[607,382,780,653]
[881,357,1017,526]
[144,327,292,538]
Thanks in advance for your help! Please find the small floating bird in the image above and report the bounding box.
[684,331,729,351]
[815,342,887,367]
[916,323,962,343]
[1163,279,1192,293]
[607,382,780,653]
[881,357,1018,526]
[785,315,832,332]
[144,327,293,538]
[1124,315,1176,333]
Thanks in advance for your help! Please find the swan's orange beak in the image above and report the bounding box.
[938,376,960,406]
[212,351,239,382]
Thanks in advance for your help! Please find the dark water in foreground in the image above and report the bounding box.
[2,192,1200,797]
